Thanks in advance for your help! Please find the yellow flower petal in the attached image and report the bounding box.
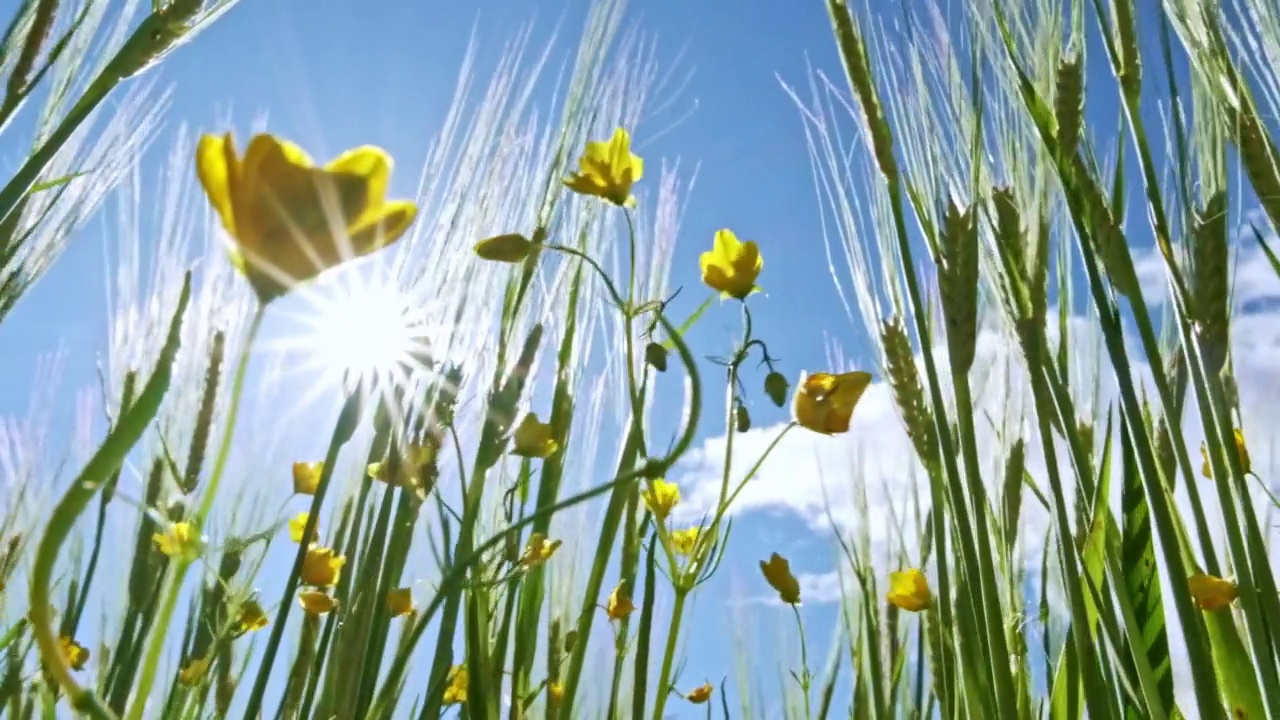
[59,635,89,671]
[793,370,873,435]
[387,588,414,617]
[443,664,468,705]
[293,461,323,495]
[699,229,763,300]
[297,590,338,615]
[606,581,635,620]
[886,569,932,612]
[685,682,713,704]
[195,131,418,304]
[642,479,680,521]
[153,521,202,560]
[288,512,316,544]
[234,600,269,636]
[671,527,700,556]
[300,546,346,588]
[760,552,801,605]
[195,133,239,236]
[511,413,558,459]
[562,128,643,206]
[1188,573,1238,611]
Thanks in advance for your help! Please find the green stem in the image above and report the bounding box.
[651,589,688,720]
[792,604,812,719]
[29,274,191,720]
[124,306,264,720]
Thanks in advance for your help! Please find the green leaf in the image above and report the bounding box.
[660,294,715,351]
[1120,417,1173,718]
[28,171,86,195]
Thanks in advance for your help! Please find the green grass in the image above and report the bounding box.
[3,0,1280,717]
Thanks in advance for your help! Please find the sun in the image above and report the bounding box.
[295,275,430,391]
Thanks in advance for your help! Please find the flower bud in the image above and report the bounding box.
[475,233,535,263]
[764,371,788,408]
[644,342,668,372]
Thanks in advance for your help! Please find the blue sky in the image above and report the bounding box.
[5,0,1280,717]
[0,0,873,715]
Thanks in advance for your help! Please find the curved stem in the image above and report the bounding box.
[124,305,265,720]
[30,274,192,720]
[650,588,688,720]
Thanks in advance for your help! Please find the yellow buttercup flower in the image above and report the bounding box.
[642,479,680,522]
[563,127,643,206]
[1200,428,1252,478]
[288,512,317,544]
[59,635,89,671]
[792,371,874,435]
[300,546,346,588]
[606,581,636,621]
[153,521,202,561]
[178,656,211,686]
[760,552,801,605]
[195,132,418,303]
[1188,573,1239,611]
[886,569,932,612]
[368,440,439,491]
[671,527,700,556]
[685,682,713,704]
[234,600,269,636]
[387,588,414,617]
[700,229,762,299]
[519,533,562,570]
[293,461,323,495]
[443,664,468,705]
[511,413,558,459]
[297,590,338,615]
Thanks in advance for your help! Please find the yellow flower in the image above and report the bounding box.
[548,681,564,702]
[511,413,558,459]
[442,664,468,705]
[293,461,323,494]
[153,521,202,560]
[792,371,874,435]
[297,590,338,615]
[178,656,211,686]
[368,440,439,491]
[699,229,762,299]
[300,545,346,588]
[642,479,680,522]
[685,682,713,704]
[386,588,414,617]
[1200,428,1252,478]
[671,527,700,556]
[562,127,643,206]
[1188,573,1239,611]
[606,581,635,621]
[195,132,418,303]
[288,512,317,544]
[519,533,562,570]
[886,569,932,612]
[59,635,89,671]
[234,600,269,636]
[760,553,801,605]
[474,233,536,263]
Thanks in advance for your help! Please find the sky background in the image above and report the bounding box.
[3,0,1280,717]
